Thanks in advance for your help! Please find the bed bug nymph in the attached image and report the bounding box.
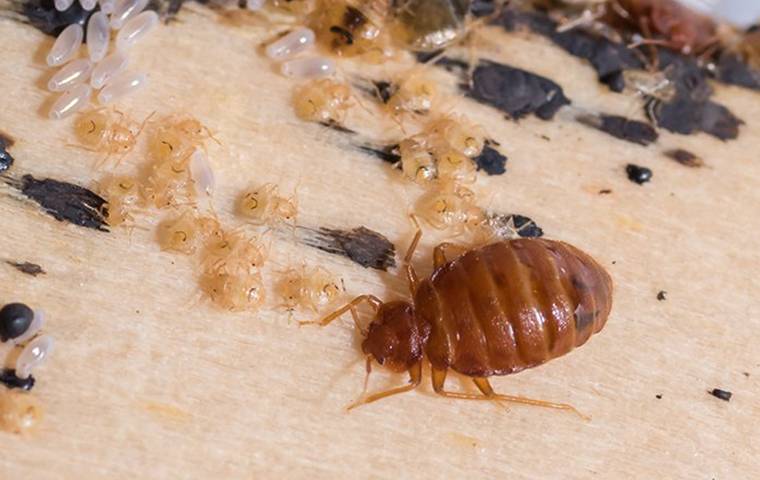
[304,218,613,416]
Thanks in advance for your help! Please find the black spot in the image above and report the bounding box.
[709,388,732,402]
[0,132,14,174]
[473,141,507,175]
[626,164,652,185]
[319,121,356,135]
[655,394,663,399]
[301,226,396,271]
[743,372,750,378]
[464,59,571,120]
[343,5,367,30]
[664,149,703,168]
[470,0,497,17]
[359,144,401,164]
[6,261,46,277]
[0,369,35,391]
[657,290,667,301]
[598,189,612,195]
[578,114,658,146]
[329,25,354,45]
[373,81,395,104]
[6,174,109,231]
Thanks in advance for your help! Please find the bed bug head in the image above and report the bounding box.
[361,301,429,372]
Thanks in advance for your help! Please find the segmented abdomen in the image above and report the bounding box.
[414,239,613,377]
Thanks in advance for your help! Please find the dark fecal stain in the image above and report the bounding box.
[647,97,743,141]
[657,290,667,301]
[664,148,704,168]
[578,113,658,146]
[598,189,612,195]
[713,53,760,91]
[6,261,46,277]
[0,369,35,391]
[359,144,401,164]
[319,121,356,135]
[473,141,507,175]
[20,0,97,38]
[487,213,544,238]
[626,164,652,185]
[373,81,395,104]
[301,226,396,271]
[655,394,663,399]
[498,9,644,92]
[8,174,109,231]
[0,132,14,174]
[709,388,732,402]
[463,59,571,120]
[743,372,750,378]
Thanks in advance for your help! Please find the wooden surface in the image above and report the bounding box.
[1,4,759,479]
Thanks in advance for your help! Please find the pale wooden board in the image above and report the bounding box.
[0,4,759,479]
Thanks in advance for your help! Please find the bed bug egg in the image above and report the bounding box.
[0,390,42,435]
[48,58,93,92]
[54,0,75,11]
[399,137,437,185]
[281,57,336,78]
[98,72,148,104]
[266,27,316,61]
[80,0,97,11]
[292,79,351,124]
[189,149,215,198]
[116,10,159,51]
[110,0,149,29]
[50,84,92,120]
[0,303,34,343]
[87,12,111,62]
[246,0,266,10]
[100,0,116,14]
[90,52,129,89]
[47,24,84,67]
[15,335,54,379]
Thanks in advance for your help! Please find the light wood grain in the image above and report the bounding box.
[0,5,759,479]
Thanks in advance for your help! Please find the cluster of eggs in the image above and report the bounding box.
[46,0,158,119]
[0,303,52,434]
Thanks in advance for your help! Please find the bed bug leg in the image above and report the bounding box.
[404,215,422,291]
[431,368,589,419]
[300,294,382,328]
[346,361,422,410]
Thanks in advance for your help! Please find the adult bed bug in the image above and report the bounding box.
[305,219,613,416]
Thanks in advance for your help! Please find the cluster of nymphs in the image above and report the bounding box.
[82,109,342,314]
[46,0,158,119]
[0,303,52,434]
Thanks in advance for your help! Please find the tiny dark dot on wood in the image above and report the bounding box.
[598,189,612,195]
[742,372,750,378]
[655,394,662,399]
[664,148,704,168]
[626,164,652,185]
[6,261,46,277]
[709,388,732,402]
[611,261,617,265]
[657,290,667,301]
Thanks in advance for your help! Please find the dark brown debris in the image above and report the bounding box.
[709,388,732,402]
[6,261,46,277]
[626,164,652,185]
[664,149,704,168]
[657,290,667,301]
[301,226,396,271]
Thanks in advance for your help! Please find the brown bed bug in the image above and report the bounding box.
[306,218,613,416]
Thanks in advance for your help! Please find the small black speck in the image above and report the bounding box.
[611,261,617,265]
[6,261,46,277]
[626,164,652,185]
[664,149,704,168]
[709,388,732,402]
[742,372,750,378]
[540,134,550,141]
[473,142,507,175]
[598,189,612,195]
[655,394,662,399]
[373,81,395,104]
[657,291,667,301]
